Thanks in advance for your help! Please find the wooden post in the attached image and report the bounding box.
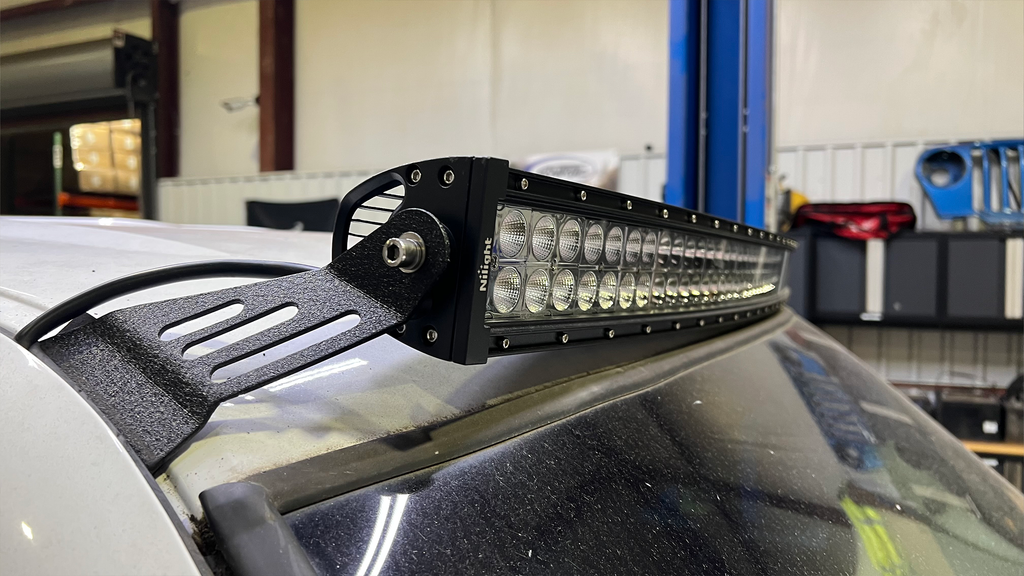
[151,0,179,178]
[259,0,295,172]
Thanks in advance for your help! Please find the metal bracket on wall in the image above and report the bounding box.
[38,209,449,470]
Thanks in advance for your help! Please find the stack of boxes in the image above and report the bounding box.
[69,119,141,195]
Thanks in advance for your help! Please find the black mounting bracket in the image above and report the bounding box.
[39,209,449,470]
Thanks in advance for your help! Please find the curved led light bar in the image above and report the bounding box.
[335,157,796,364]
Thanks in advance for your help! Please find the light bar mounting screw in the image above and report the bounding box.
[396,324,407,335]
[605,328,615,339]
[578,190,587,201]
[383,231,426,273]
[520,178,529,190]
[698,319,706,327]
[425,328,439,343]
[691,214,697,223]
[714,219,720,228]
[558,332,569,344]
[642,325,652,334]
[500,337,511,349]
[661,209,669,218]
[673,321,682,330]
[624,200,632,210]
[442,169,455,185]
[409,168,422,183]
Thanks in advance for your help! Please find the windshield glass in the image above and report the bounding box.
[286,318,1024,576]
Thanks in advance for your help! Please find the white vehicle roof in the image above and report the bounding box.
[0,217,677,525]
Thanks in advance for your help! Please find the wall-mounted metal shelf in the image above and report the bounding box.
[787,229,1023,331]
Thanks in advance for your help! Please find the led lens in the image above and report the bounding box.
[498,210,527,258]
[618,273,635,309]
[492,267,521,313]
[525,269,550,313]
[671,235,684,268]
[624,230,642,265]
[605,226,624,264]
[578,271,598,311]
[532,215,556,260]
[652,274,666,305]
[642,232,658,265]
[666,275,680,298]
[598,272,617,310]
[635,273,651,308]
[657,233,671,268]
[552,269,576,311]
[558,220,582,261]
[584,224,604,264]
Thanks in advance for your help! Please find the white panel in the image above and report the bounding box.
[849,326,882,372]
[1005,238,1024,319]
[618,158,642,197]
[914,330,946,384]
[861,146,888,203]
[948,331,981,386]
[863,239,885,316]
[644,156,667,203]
[882,328,914,383]
[831,147,857,202]
[802,149,828,201]
[776,151,799,192]
[889,144,922,205]
[982,332,1019,388]
[158,169,377,226]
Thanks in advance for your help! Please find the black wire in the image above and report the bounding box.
[15,259,317,349]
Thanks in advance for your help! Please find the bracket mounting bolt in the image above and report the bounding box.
[409,168,422,183]
[442,170,455,185]
[425,328,439,343]
[395,324,406,335]
[383,231,426,273]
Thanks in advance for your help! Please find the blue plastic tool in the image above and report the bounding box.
[916,140,1023,226]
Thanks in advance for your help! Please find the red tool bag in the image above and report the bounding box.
[792,202,916,240]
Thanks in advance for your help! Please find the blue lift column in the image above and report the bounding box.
[665,0,773,228]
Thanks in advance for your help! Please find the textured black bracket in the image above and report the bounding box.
[40,209,449,470]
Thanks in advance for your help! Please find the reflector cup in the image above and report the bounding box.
[525,269,550,313]
[584,224,604,264]
[598,272,617,310]
[492,267,522,313]
[532,215,556,260]
[558,219,582,262]
[578,271,598,311]
[498,210,527,258]
[552,269,576,311]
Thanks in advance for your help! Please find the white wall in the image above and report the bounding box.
[775,0,1024,147]
[294,0,669,173]
[178,0,260,177]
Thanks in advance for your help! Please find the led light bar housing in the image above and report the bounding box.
[335,157,795,365]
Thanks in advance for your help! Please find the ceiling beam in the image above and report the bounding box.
[259,0,294,172]
[0,0,110,22]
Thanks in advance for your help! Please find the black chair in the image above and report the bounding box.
[246,198,339,232]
